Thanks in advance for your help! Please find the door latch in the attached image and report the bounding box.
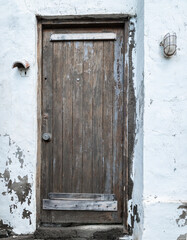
[42,133,52,142]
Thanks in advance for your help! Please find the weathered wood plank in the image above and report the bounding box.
[82,41,94,192]
[123,21,129,228]
[113,29,124,219]
[62,42,74,192]
[103,41,114,193]
[50,33,116,41]
[92,41,103,193]
[41,30,54,222]
[72,41,84,192]
[52,42,63,192]
[43,199,117,211]
[48,193,116,201]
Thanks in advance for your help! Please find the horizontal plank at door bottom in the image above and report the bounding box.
[48,193,116,201]
[43,199,117,211]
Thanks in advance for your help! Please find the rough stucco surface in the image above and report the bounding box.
[143,0,187,239]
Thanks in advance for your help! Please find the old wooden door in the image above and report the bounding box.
[41,24,126,224]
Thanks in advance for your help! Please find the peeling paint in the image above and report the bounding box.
[14,146,24,168]
[22,209,32,225]
[176,205,187,227]
[0,169,10,182]
[128,21,136,202]
[9,204,17,214]
[128,203,141,234]
[7,176,32,205]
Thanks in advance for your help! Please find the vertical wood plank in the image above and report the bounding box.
[92,41,103,193]
[62,42,74,192]
[103,41,114,193]
[41,30,53,222]
[72,41,84,192]
[82,41,94,193]
[52,42,63,192]
[113,29,124,216]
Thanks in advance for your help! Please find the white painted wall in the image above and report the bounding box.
[0,0,186,239]
[143,0,187,239]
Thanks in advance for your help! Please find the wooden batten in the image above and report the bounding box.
[43,199,118,211]
[50,33,116,41]
[48,193,116,201]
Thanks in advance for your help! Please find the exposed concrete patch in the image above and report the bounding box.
[0,169,10,182]
[0,220,13,238]
[176,204,187,227]
[177,233,187,240]
[22,209,32,225]
[1,134,25,169]
[7,176,32,205]
[10,204,17,214]
[128,203,140,234]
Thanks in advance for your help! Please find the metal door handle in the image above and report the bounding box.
[42,133,52,141]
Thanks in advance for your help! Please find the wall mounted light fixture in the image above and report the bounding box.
[160,33,177,57]
[12,60,30,77]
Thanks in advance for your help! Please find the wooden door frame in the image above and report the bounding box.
[36,15,130,232]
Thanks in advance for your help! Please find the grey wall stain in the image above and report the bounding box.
[0,169,10,182]
[22,209,32,225]
[6,157,12,166]
[7,175,32,205]
[14,146,24,168]
[2,134,25,168]
[1,134,32,206]
[9,204,17,214]
[3,134,12,146]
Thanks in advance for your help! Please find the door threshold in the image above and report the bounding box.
[35,224,126,239]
